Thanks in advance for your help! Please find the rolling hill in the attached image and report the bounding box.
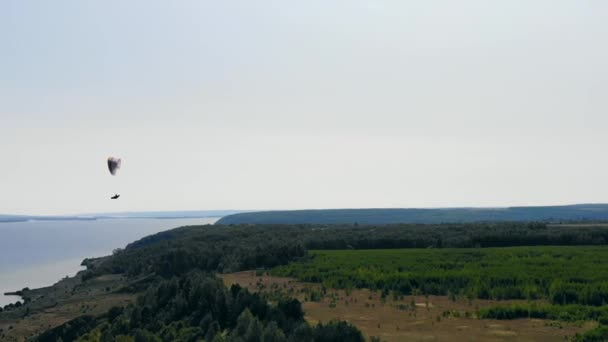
[216,204,608,225]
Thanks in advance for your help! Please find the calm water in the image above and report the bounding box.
[0,218,218,306]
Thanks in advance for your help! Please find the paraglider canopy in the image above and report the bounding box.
[107,157,121,176]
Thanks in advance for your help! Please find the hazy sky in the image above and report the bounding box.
[1,1,607,215]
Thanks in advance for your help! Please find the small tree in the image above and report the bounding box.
[262,321,286,342]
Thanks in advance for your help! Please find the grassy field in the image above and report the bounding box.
[222,271,595,341]
[267,246,608,340]
[272,247,608,305]
[0,273,135,342]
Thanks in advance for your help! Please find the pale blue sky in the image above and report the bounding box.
[1,1,607,215]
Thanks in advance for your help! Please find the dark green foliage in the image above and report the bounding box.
[311,321,365,342]
[83,223,608,282]
[40,271,362,341]
[299,223,608,250]
[87,225,309,278]
[291,322,313,342]
[205,320,220,341]
[478,304,608,321]
[573,325,608,342]
[107,306,124,323]
[133,329,161,342]
[37,315,97,342]
[262,321,286,342]
[273,247,608,305]
[278,298,304,322]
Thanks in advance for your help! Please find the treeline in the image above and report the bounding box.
[299,222,608,249]
[273,248,608,306]
[478,304,608,341]
[38,271,363,342]
[85,225,309,279]
[82,222,608,283]
[478,303,608,322]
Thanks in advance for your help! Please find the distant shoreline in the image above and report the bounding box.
[0,210,243,224]
[0,214,223,223]
[1,256,104,308]
[0,259,89,307]
[0,216,226,224]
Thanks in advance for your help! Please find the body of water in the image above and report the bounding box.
[0,217,217,306]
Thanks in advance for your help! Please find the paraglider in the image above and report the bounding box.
[107,156,122,199]
[107,157,121,175]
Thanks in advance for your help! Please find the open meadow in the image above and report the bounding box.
[265,246,608,340]
[222,271,595,341]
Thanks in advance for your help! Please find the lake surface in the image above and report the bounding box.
[0,218,218,306]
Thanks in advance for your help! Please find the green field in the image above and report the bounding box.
[273,247,608,306]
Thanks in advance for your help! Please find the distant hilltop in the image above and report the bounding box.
[215,204,608,225]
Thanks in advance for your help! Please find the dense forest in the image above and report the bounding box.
[76,222,608,282]
[24,222,608,341]
[216,205,608,225]
[273,247,608,306]
[38,271,363,342]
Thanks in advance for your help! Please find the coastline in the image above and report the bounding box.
[0,257,88,307]
[0,255,135,341]
[0,255,111,307]
[0,217,219,308]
